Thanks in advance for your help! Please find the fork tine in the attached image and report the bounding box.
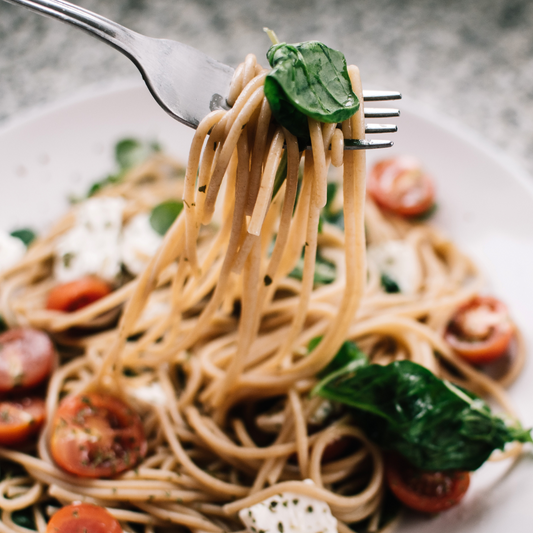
[362,90,402,101]
[364,108,400,118]
[343,139,394,150]
[365,124,397,134]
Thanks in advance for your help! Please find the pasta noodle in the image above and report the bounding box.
[0,53,526,533]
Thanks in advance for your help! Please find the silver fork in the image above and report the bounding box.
[4,0,401,149]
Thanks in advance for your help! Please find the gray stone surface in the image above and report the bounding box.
[1,0,533,176]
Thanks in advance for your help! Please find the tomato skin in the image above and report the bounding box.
[368,156,435,217]
[0,328,55,392]
[386,457,470,514]
[0,397,45,446]
[50,392,147,478]
[445,296,514,365]
[46,277,112,313]
[45,502,122,533]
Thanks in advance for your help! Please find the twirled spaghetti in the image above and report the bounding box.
[0,53,526,533]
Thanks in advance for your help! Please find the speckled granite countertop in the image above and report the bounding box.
[1,0,533,176]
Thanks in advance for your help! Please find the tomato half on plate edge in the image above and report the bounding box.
[385,456,470,514]
[368,156,436,217]
[445,296,514,365]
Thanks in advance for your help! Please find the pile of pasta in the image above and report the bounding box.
[0,54,525,533]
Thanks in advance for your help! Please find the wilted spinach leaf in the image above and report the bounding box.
[150,200,183,236]
[314,359,532,471]
[265,41,359,140]
[10,228,36,247]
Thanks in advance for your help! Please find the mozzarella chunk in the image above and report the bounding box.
[0,232,26,273]
[121,213,163,276]
[239,481,337,533]
[129,383,167,406]
[54,197,124,283]
[367,240,421,295]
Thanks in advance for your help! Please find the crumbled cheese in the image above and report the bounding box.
[239,480,337,533]
[309,400,335,426]
[0,232,26,273]
[54,197,124,283]
[121,213,163,276]
[460,305,509,338]
[139,299,171,323]
[367,240,421,295]
[129,383,167,406]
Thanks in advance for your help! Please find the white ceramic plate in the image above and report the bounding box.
[0,80,532,529]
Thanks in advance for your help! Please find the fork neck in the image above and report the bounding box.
[3,0,144,61]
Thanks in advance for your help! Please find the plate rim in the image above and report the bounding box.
[1,78,532,201]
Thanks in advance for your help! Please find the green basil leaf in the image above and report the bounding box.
[150,200,183,236]
[381,273,400,294]
[86,139,160,198]
[289,250,336,285]
[312,337,368,379]
[10,228,36,247]
[116,138,161,170]
[12,508,36,530]
[87,173,122,198]
[0,316,7,333]
[410,202,438,222]
[272,150,288,200]
[265,41,359,140]
[319,182,344,231]
[315,359,532,471]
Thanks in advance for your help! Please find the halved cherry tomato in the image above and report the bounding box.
[368,156,435,217]
[386,456,470,513]
[0,328,55,392]
[445,296,514,365]
[0,397,45,446]
[50,392,146,478]
[46,502,122,533]
[46,277,112,313]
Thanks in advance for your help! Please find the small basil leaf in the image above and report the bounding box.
[313,338,368,379]
[289,251,336,285]
[12,508,36,530]
[116,138,161,170]
[87,173,122,198]
[265,41,359,139]
[86,139,161,198]
[0,316,7,333]
[315,359,533,471]
[381,273,400,294]
[319,182,344,231]
[10,228,36,247]
[272,150,288,200]
[410,202,438,222]
[150,200,183,236]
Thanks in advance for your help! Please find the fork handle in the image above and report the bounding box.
[3,0,144,62]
